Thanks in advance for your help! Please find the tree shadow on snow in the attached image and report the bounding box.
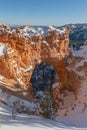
[0,112,87,129]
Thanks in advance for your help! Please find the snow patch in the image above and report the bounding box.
[75,45,87,59]
[0,75,4,80]
[20,65,33,72]
[0,43,7,56]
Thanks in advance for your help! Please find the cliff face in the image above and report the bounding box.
[0,25,69,82]
[0,24,80,103]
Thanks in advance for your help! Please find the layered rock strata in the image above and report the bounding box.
[0,24,80,103]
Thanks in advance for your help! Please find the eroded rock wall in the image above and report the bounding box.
[0,25,69,83]
[0,24,80,103]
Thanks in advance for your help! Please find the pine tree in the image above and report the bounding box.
[40,85,57,119]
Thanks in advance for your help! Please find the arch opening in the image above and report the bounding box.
[30,62,57,96]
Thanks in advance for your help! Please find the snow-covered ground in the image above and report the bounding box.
[0,103,87,130]
[0,107,85,130]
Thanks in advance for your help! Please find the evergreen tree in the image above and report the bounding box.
[40,85,57,119]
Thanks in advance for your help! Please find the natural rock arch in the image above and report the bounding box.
[0,24,80,102]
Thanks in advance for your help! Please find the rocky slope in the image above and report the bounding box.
[56,45,87,124]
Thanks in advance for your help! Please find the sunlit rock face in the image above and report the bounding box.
[0,24,84,112]
[0,24,78,101]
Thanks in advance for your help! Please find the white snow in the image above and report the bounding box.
[74,45,87,69]
[15,25,66,39]
[0,89,35,112]
[20,65,33,72]
[0,24,66,40]
[0,43,7,56]
[19,26,41,38]
[57,77,87,127]
[75,45,87,59]
[0,75,4,80]
[42,41,49,46]
[31,42,36,45]
[0,111,76,130]
[16,78,23,85]
[52,82,59,89]
[0,102,85,130]
[53,40,60,43]
[0,105,87,130]
[7,49,15,54]
[0,89,72,130]
[0,28,6,35]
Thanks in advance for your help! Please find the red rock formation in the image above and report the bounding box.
[0,24,80,103]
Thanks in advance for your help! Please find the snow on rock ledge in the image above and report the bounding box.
[0,43,7,56]
[0,24,70,88]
